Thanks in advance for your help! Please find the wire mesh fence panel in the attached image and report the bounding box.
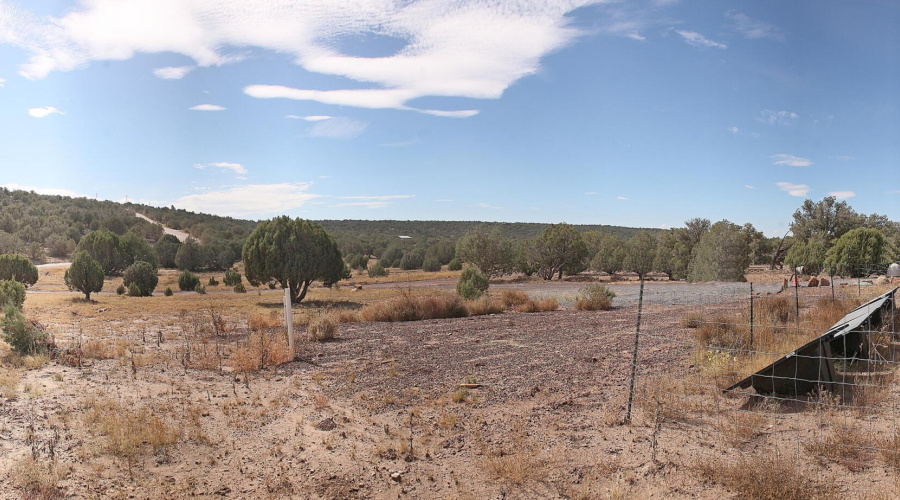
[616,273,900,490]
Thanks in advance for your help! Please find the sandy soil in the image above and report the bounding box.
[2,271,899,499]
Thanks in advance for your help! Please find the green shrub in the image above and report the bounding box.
[116,284,126,295]
[208,276,219,286]
[0,254,39,287]
[368,263,389,278]
[1,303,47,356]
[447,258,463,271]
[456,267,489,300]
[164,287,173,296]
[399,253,423,270]
[574,284,616,311]
[178,271,200,292]
[0,280,26,310]
[65,251,105,300]
[234,283,246,293]
[122,261,158,297]
[223,268,241,286]
[346,253,368,270]
[195,284,206,294]
[422,256,441,272]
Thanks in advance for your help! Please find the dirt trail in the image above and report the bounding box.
[135,212,190,242]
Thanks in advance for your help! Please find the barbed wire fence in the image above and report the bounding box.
[617,263,900,487]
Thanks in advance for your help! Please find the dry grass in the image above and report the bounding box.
[803,418,873,470]
[573,284,615,311]
[680,310,703,329]
[83,397,180,474]
[13,456,65,500]
[693,315,750,350]
[226,330,293,375]
[308,311,340,342]
[718,410,767,447]
[500,290,530,309]
[466,296,505,316]
[249,311,282,331]
[756,296,797,324]
[514,298,559,313]
[694,453,835,500]
[0,366,21,399]
[359,292,468,322]
[480,430,550,486]
[878,428,900,468]
[82,339,126,359]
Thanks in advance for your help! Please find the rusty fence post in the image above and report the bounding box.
[625,278,645,424]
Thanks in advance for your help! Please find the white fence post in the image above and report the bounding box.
[284,288,294,354]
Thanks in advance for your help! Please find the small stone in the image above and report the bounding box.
[390,472,402,482]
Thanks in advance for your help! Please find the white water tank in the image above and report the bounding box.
[888,263,900,278]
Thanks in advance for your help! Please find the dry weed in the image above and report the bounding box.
[500,290,530,309]
[680,310,703,328]
[718,409,767,447]
[0,367,20,399]
[803,419,873,471]
[515,298,559,313]
[694,453,835,500]
[308,311,340,342]
[360,293,468,322]
[249,311,281,331]
[13,456,65,500]
[574,284,614,311]
[466,296,505,316]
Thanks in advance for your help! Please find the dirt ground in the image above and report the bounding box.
[2,268,900,499]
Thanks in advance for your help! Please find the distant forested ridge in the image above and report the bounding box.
[0,188,654,263]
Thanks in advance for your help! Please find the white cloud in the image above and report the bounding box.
[153,65,193,79]
[835,155,854,161]
[0,77,5,87]
[435,198,453,202]
[416,109,480,118]
[616,196,629,200]
[379,139,418,148]
[189,104,225,111]
[331,194,414,209]
[728,126,739,134]
[759,109,798,125]
[725,11,784,41]
[771,154,812,167]
[776,182,810,197]
[477,202,502,209]
[27,106,64,118]
[744,185,755,189]
[194,162,248,175]
[1,183,86,198]
[675,30,727,49]
[0,1,601,116]
[625,32,645,41]
[828,190,855,200]
[308,117,368,139]
[174,183,321,217]
[302,115,332,122]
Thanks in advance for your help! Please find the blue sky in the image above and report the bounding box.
[0,0,897,235]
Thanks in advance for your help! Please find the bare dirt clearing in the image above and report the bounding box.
[2,270,899,499]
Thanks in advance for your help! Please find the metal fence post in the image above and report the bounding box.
[284,288,294,355]
[625,277,645,424]
[749,282,754,348]
[794,279,800,327]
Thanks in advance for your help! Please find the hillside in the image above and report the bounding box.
[0,188,654,261]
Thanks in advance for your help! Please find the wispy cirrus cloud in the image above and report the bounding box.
[189,104,225,111]
[776,182,811,197]
[759,109,798,125]
[0,1,610,117]
[153,66,193,79]
[728,126,739,134]
[175,183,321,217]
[725,11,784,41]
[828,190,855,200]
[675,30,727,49]
[331,194,414,209]
[28,106,64,118]
[771,154,812,167]
[616,196,629,200]
[0,77,5,87]
[195,162,247,175]
[477,202,502,209]
[744,185,755,189]
[308,117,369,140]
